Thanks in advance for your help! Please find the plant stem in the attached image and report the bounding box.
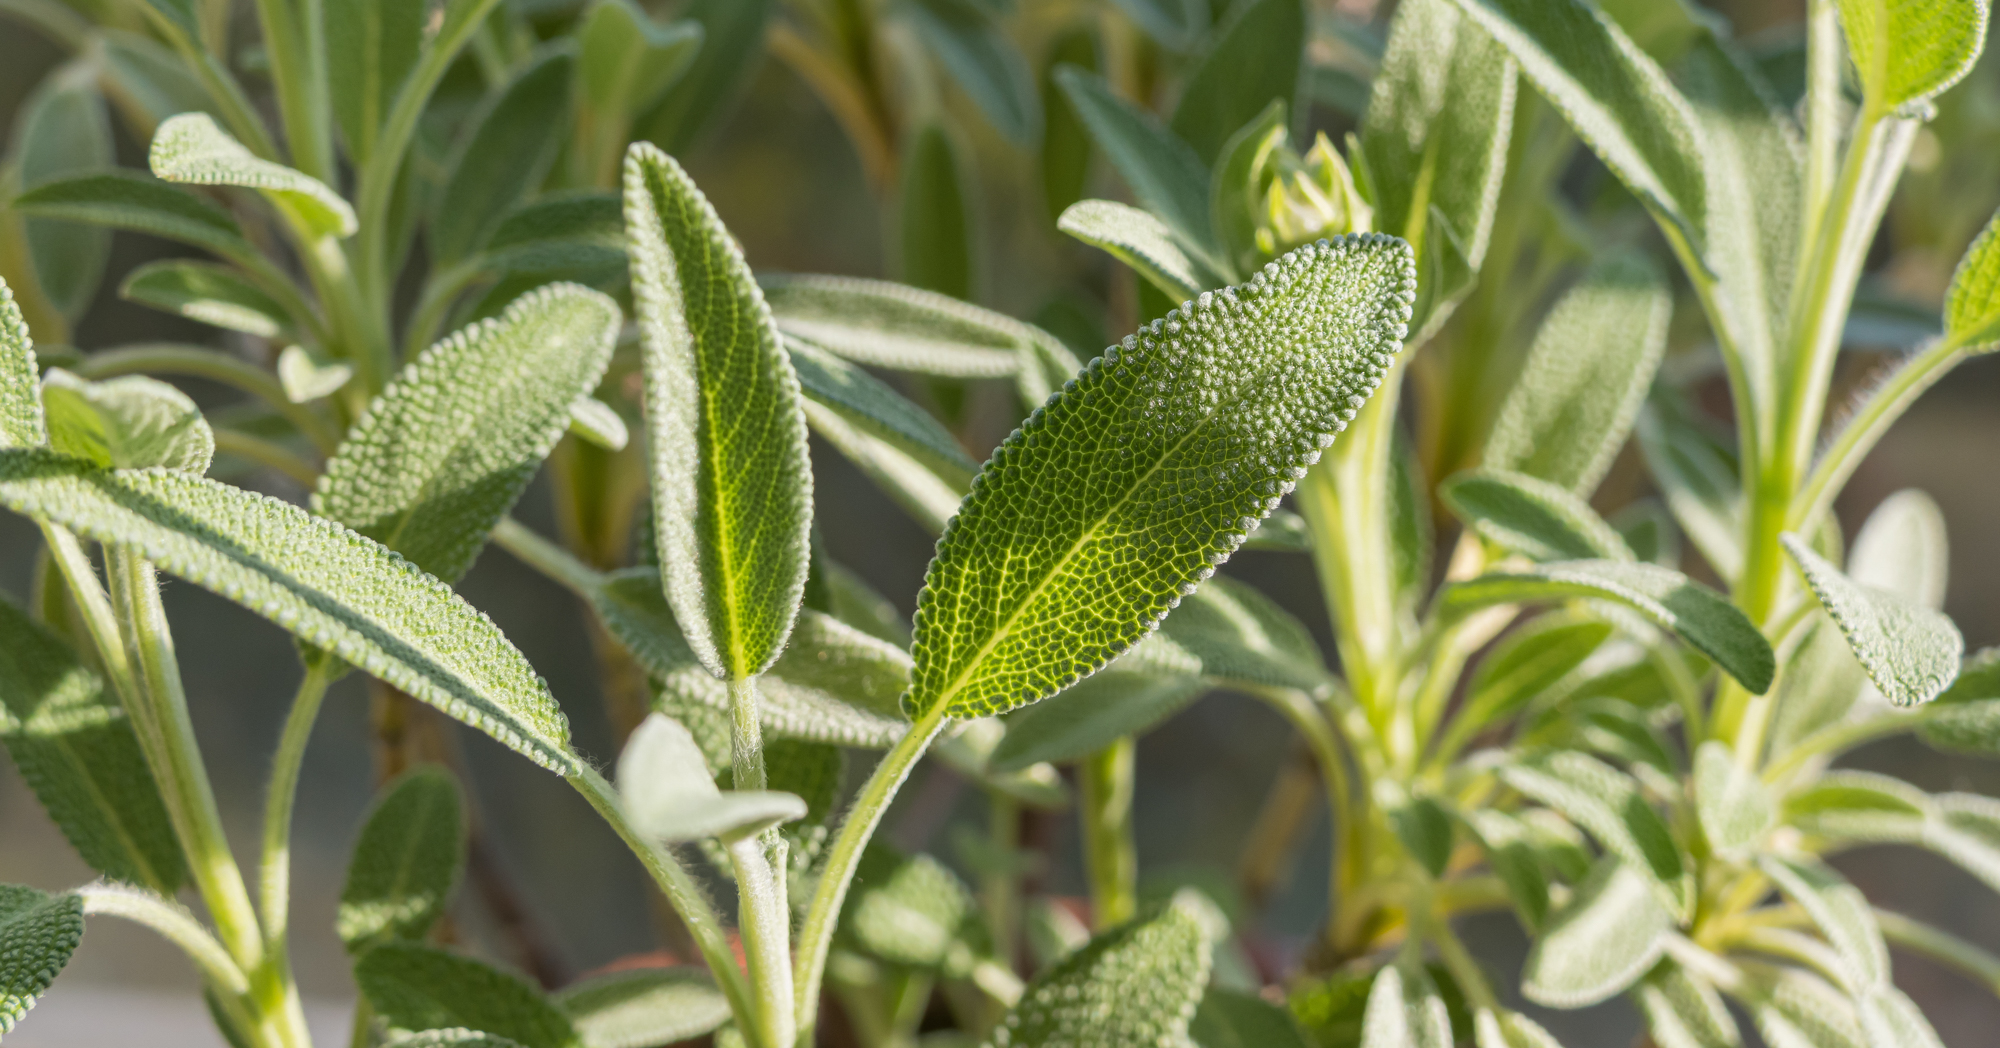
[981,792,1021,965]
[212,430,322,487]
[258,657,336,1012]
[75,345,341,453]
[795,703,951,1038]
[1793,336,1972,538]
[1801,0,1842,235]
[1256,686,1354,933]
[490,516,606,597]
[1079,737,1138,931]
[1762,708,1938,784]
[725,674,795,1048]
[252,0,334,183]
[1430,911,1498,1011]
[1874,908,2000,994]
[77,883,250,998]
[731,676,769,792]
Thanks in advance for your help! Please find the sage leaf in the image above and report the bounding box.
[0,281,47,448]
[1635,395,1742,580]
[1782,769,1932,843]
[1441,560,1774,694]
[1768,618,1867,757]
[897,121,977,300]
[1500,750,1691,919]
[1692,741,1771,857]
[1780,533,1963,707]
[639,0,776,153]
[357,942,583,1048]
[324,0,423,165]
[567,398,628,452]
[1190,986,1312,1048]
[761,273,1052,379]
[986,890,1212,1048]
[1359,961,1452,1048]
[1848,490,1948,611]
[1837,0,1987,111]
[0,450,578,773]
[1461,808,1554,932]
[384,1033,526,1048]
[1918,648,2000,754]
[578,1,701,121]
[626,144,814,682]
[1737,962,1866,1048]
[277,346,354,404]
[1441,469,1634,562]
[1521,858,1670,1008]
[0,596,187,892]
[1052,66,1216,255]
[802,395,965,534]
[149,113,356,239]
[618,713,806,844]
[40,368,214,474]
[1383,787,1454,878]
[554,969,731,1048]
[1209,100,1289,279]
[1151,574,1331,692]
[1474,1009,1565,1048]
[120,261,293,339]
[1756,856,1887,994]
[432,51,575,265]
[97,31,220,138]
[1059,199,1219,301]
[1169,0,1305,164]
[790,337,977,486]
[12,171,256,262]
[1040,28,1100,223]
[909,235,1415,720]
[1484,254,1671,495]
[338,766,464,952]
[13,62,114,321]
[1633,959,1739,1048]
[1945,205,2000,348]
[1857,986,1947,1048]
[1449,616,1612,752]
[903,0,1039,144]
[0,884,83,1036]
[844,844,991,975]
[316,284,620,583]
[989,672,1205,772]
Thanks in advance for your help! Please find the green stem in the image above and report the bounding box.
[212,430,322,486]
[258,658,336,1022]
[133,4,282,162]
[1801,0,1842,238]
[1429,910,1498,1011]
[251,0,334,183]
[75,344,341,453]
[347,998,375,1048]
[490,516,606,598]
[1256,686,1354,935]
[38,523,139,702]
[731,676,769,792]
[795,704,951,1037]
[77,882,251,998]
[1762,708,1937,784]
[1079,737,1138,931]
[981,791,1021,966]
[725,674,794,1048]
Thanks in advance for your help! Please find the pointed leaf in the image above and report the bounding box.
[1736,962,1866,1048]
[0,450,579,773]
[1693,741,1772,857]
[618,713,806,844]
[843,844,991,974]
[1756,856,1887,994]
[431,52,576,264]
[897,122,977,300]
[1152,574,1330,692]
[325,0,423,164]
[1770,617,1868,758]
[790,339,976,484]
[149,113,356,239]
[12,62,114,321]
[357,942,582,1048]
[1,280,48,449]
[276,345,354,404]
[989,672,1205,772]
[1059,199,1220,301]
[760,274,1026,378]
[1190,986,1312,1048]
[12,171,255,261]
[1522,858,1670,1008]
[1442,468,1634,562]
[578,2,701,119]
[0,597,187,891]
[1485,254,1671,495]
[1360,961,1453,1048]
[1780,533,1962,707]
[40,368,213,474]
[1170,0,1305,164]
[119,260,293,339]
[0,884,83,1037]
[1918,647,2000,754]
[1500,751,1691,919]
[904,0,1039,143]
[1848,490,1947,611]
[1945,205,2000,349]
[1052,66,1217,255]
[568,398,629,452]
[316,284,620,583]
[554,968,730,1048]
[338,766,465,952]
[1857,986,1945,1048]
[1475,1009,1565,1048]
[625,145,814,682]
[1838,0,1987,111]
[1451,615,1612,749]
[987,890,1212,1047]
[1634,959,1739,1048]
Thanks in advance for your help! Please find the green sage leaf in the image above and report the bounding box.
[431,51,576,265]
[1040,28,1099,223]
[625,144,814,682]
[357,942,582,1048]
[989,672,1205,772]
[1945,205,2000,349]
[1441,469,1634,562]
[12,171,255,262]
[1780,533,1963,707]
[578,1,701,121]
[1059,199,1219,301]
[638,0,777,153]
[0,280,47,449]
[1190,986,1312,1048]
[1052,66,1216,256]
[1500,750,1691,919]
[791,338,976,485]
[554,968,730,1048]
[1359,960,1453,1048]
[1838,0,1987,111]
[1522,857,1671,1008]
[325,0,423,164]
[1848,490,1948,611]
[1151,574,1331,692]
[1635,394,1742,580]
[381,1032,526,1048]
[897,122,977,300]
[277,346,354,404]
[119,261,293,339]
[987,890,1212,1048]
[12,62,114,321]
[1857,986,1946,1048]
[1170,0,1305,165]
[1633,959,1738,1048]
[1474,1009,1565,1048]
[761,273,1044,378]
[316,284,621,583]
[338,766,465,952]
[1692,740,1771,858]
[1756,856,1887,994]
[843,844,991,975]
[1768,616,1868,758]
[904,0,1039,143]
[0,884,83,1037]
[567,398,628,452]
[617,713,805,843]
[1461,809,1553,931]
[149,113,356,239]
[1736,962,1866,1048]
[40,368,214,474]
[1450,615,1612,751]
[1918,648,2000,754]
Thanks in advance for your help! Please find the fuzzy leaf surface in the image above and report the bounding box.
[985,891,1212,1047]
[120,261,292,339]
[357,942,581,1048]
[1838,0,1987,110]
[1059,200,1219,301]
[41,369,213,474]
[1169,0,1305,164]
[0,282,47,448]
[1522,858,1670,1008]
[761,273,1031,378]
[618,713,805,843]
[910,236,1414,720]
[1849,490,1948,611]
[0,450,577,773]
[554,968,731,1048]
[1500,751,1691,919]
[844,844,991,974]
[0,884,83,1037]
[1359,961,1453,1048]
[12,171,254,261]
[1692,740,1771,858]
[1945,206,2000,349]
[431,52,575,264]
[626,145,813,681]
[1052,66,1216,255]
[789,338,976,485]
[1442,469,1634,562]
[1781,534,1962,707]
[338,766,464,952]
[325,0,423,164]
[1633,960,1739,1048]
[1757,856,1886,994]
[149,113,356,238]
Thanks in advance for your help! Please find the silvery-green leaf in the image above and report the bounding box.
[1633,959,1739,1048]
[639,0,776,153]
[431,51,575,265]
[1442,469,1634,562]
[897,122,976,300]
[1359,961,1452,1048]
[934,718,1071,809]
[1245,507,1311,552]
[1856,986,1945,1048]
[1152,574,1330,691]
[988,672,1205,772]
[0,450,579,774]
[578,1,701,120]
[149,113,356,239]
[357,942,582,1048]
[0,883,83,1037]
[1108,0,1206,50]
[0,596,186,892]
[1780,533,1962,708]
[802,396,965,534]
[338,766,464,952]
[909,236,1415,720]
[626,145,814,682]
[790,338,976,486]
[1522,858,1671,1008]
[617,713,806,844]
[567,397,628,452]
[1441,560,1773,694]
[12,62,113,321]
[1768,617,1867,758]
[1474,1009,1565,1048]
[1735,962,1866,1048]
[1636,395,1742,581]
[1059,200,1219,301]
[903,0,1039,144]
[119,261,293,339]
[1,280,48,449]
[843,844,991,975]
[1756,856,1887,994]
[1485,255,1671,495]
[554,968,730,1048]
[316,284,621,583]
[1051,65,1217,255]
[823,557,910,646]
[1918,648,2000,754]
[1542,697,1677,777]
[11,171,257,265]
[1692,740,1770,857]
[325,0,423,164]
[1169,0,1305,164]
[1382,785,1453,877]
[275,345,354,404]
[40,368,213,474]
[1837,0,1987,111]
[987,890,1212,1048]
[760,273,1034,378]
[1782,769,1932,842]
[1461,808,1554,931]
[384,1032,525,1048]
[1190,986,1312,1048]
[1848,490,1947,611]
[1451,615,1612,748]
[1500,751,1691,919]
[1945,205,2000,349]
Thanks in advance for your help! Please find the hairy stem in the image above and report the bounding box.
[1079,737,1138,930]
[1874,909,2000,994]
[251,0,334,183]
[726,674,795,1048]
[1794,336,1972,537]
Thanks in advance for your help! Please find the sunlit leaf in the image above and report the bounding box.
[1633,959,1739,1048]
[1052,66,1217,256]
[554,968,731,1048]
[1849,490,1948,611]
[1837,0,1987,111]
[40,368,213,474]
[761,273,1029,378]
[357,942,582,1048]
[119,261,293,339]
[1474,1009,1565,1048]
[987,890,1212,1047]
[1500,750,1691,920]
[617,713,805,844]
[0,281,48,449]
[1059,199,1220,301]
[1442,469,1634,562]
[1521,857,1670,1008]
[149,113,356,239]
[338,766,464,952]
[1944,205,2000,350]
[1918,648,2000,755]
[1359,960,1452,1048]
[1757,856,1887,994]
[1780,533,1962,707]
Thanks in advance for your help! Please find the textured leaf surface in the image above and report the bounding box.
[1633,960,1739,1048]
[761,273,1050,378]
[1500,751,1691,919]
[626,145,813,681]
[338,766,464,952]
[12,172,253,260]
[0,884,83,1037]
[1060,200,1219,301]
[41,369,213,474]
[0,281,47,449]
[1849,490,1948,611]
[989,671,1205,771]
[1770,618,1868,757]
[0,597,186,891]
[120,261,292,339]
[0,450,577,772]
[1945,206,2000,348]
[986,891,1212,1047]
[277,346,354,404]
[149,113,355,238]
[910,236,1415,720]
[1838,0,1987,110]
[905,0,1038,143]
[357,942,581,1048]
[1442,560,1773,693]
[316,284,619,583]
[1780,534,1962,707]
[13,63,113,322]
[325,0,422,163]
[554,969,730,1048]
[618,713,805,843]
[1738,963,1866,1048]
[1692,741,1770,857]
[1442,469,1633,562]
[1359,962,1453,1048]
[1169,0,1305,164]
[1919,648,2000,754]
[790,333,976,486]
[431,52,575,264]
[844,845,990,974]
[1522,858,1670,1008]
[1052,66,1215,254]
[1757,856,1886,994]
[1484,255,1670,494]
